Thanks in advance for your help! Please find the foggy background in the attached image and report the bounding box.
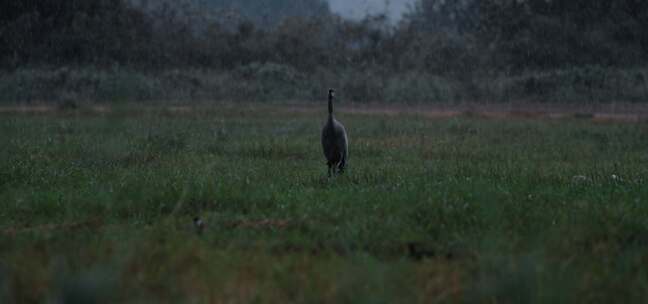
[1,0,647,105]
[329,0,415,22]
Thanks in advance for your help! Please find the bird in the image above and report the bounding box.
[321,89,348,177]
[193,217,205,235]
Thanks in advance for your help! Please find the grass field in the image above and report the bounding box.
[2,104,648,303]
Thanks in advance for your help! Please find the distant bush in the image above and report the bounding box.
[1,66,646,104]
[0,68,159,103]
[383,72,457,103]
[488,67,648,103]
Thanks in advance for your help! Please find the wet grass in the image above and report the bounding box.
[2,105,648,303]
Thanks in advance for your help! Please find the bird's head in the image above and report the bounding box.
[328,89,335,99]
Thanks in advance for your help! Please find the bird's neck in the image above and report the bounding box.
[328,95,333,116]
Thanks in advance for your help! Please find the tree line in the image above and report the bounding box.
[2,0,648,75]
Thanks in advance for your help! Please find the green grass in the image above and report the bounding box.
[2,104,648,303]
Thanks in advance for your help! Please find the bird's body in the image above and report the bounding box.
[321,89,348,177]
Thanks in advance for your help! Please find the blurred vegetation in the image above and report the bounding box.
[1,0,648,103]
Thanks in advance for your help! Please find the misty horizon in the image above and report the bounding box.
[328,0,416,22]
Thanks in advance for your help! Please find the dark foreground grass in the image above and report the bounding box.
[2,104,648,303]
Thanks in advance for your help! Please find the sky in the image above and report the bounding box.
[327,0,416,23]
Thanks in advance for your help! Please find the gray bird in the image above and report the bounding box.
[321,89,348,177]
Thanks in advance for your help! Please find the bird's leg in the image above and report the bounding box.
[337,151,347,175]
[338,160,346,175]
[327,163,332,178]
